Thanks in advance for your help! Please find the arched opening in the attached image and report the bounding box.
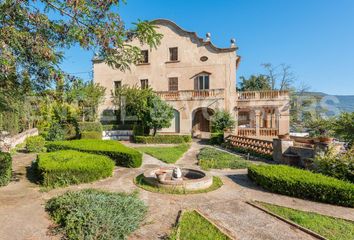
[192,107,214,133]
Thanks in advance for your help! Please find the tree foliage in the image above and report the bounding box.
[145,96,174,136]
[211,110,235,133]
[332,112,354,147]
[67,80,106,122]
[0,0,162,112]
[112,85,174,135]
[238,75,271,91]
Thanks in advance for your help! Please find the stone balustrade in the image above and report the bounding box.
[238,128,278,138]
[237,90,289,100]
[156,89,224,101]
[226,135,274,155]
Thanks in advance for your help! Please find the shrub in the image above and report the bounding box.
[78,122,102,133]
[81,131,102,139]
[314,146,354,183]
[26,136,46,153]
[63,123,78,140]
[0,152,12,186]
[248,164,354,207]
[211,109,235,133]
[46,189,147,240]
[134,135,192,144]
[102,124,133,131]
[209,132,224,145]
[37,150,114,188]
[46,139,142,168]
[46,123,65,141]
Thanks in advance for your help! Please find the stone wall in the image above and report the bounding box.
[273,138,344,168]
[0,128,38,152]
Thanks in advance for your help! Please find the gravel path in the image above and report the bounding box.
[0,141,353,240]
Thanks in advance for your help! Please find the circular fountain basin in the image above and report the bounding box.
[143,167,213,191]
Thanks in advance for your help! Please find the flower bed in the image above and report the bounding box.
[37,150,114,188]
[46,139,142,168]
[134,135,191,144]
[46,189,147,239]
[248,164,354,207]
[0,152,12,187]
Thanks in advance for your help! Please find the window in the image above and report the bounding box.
[169,47,178,61]
[114,80,121,90]
[140,79,148,89]
[168,77,178,91]
[194,75,210,90]
[140,50,149,63]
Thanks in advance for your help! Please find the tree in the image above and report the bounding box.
[238,75,271,91]
[262,63,296,90]
[112,85,154,123]
[68,80,106,122]
[305,115,334,137]
[332,112,354,147]
[112,85,174,135]
[0,0,162,111]
[145,96,174,136]
[211,110,235,133]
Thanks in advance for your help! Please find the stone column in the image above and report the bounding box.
[271,110,276,128]
[265,109,271,128]
[255,109,260,137]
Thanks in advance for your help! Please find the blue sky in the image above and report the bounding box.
[60,0,354,95]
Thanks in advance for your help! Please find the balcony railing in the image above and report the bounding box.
[156,89,224,101]
[238,128,278,138]
[237,90,289,101]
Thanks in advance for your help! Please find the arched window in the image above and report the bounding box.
[192,71,211,90]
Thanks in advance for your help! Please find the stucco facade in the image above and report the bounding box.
[93,19,289,139]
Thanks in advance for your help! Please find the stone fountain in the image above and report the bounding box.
[143,167,213,191]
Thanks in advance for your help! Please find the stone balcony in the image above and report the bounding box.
[156,89,225,101]
[236,90,289,108]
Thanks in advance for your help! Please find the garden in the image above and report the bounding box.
[1,1,354,239]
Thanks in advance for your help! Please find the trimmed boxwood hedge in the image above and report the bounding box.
[46,139,142,168]
[0,152,12,187]
[81,131,102,139]
[37,150,115,188]
[134,135,192,144]
[248,164,354,207]
[46,189,147,239]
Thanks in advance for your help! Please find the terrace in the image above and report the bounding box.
[155,88,225,101]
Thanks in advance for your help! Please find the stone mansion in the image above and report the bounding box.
[93,19,290,139]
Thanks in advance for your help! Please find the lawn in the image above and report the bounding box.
[135,175,223,194]
[258,202,354,240]
[198,147,250,170]
[136,144,190,163]
[169,210,231,240]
